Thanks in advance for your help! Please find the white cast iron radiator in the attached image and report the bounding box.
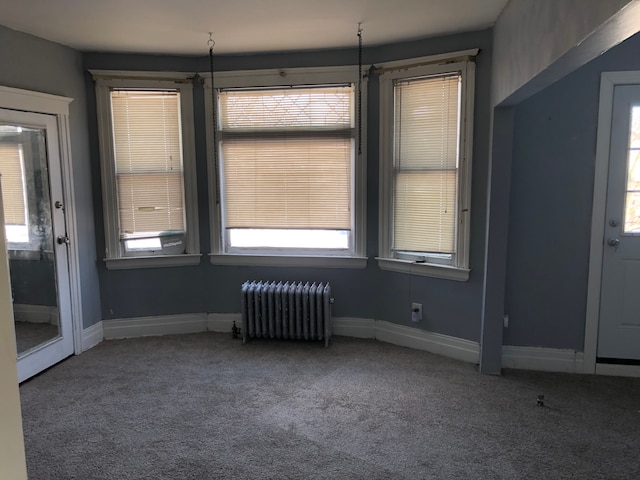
[241,281,332,347]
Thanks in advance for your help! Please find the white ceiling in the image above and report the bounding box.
[0,0,508,55]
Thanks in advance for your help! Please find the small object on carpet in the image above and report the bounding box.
[232,321,241,339]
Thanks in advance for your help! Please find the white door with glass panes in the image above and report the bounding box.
[0,108,74,381]
[598,84,640,361]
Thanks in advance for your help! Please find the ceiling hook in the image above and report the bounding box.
[357,22,363,37]
[207,32,215,48]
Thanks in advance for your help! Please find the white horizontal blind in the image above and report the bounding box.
[393,74,460,254]
[0,143,27,226]
[111,90,185,238]
[219,86,353,231]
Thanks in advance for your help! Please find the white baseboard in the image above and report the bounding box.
[99,314,479,364]
[13,303,59,325]
[205,315,377,339]
[207,313,241,332]
[374,320,480,364]
[502,345,584,373]
[332,318,480,364]
[209,314,477,363]
[103,313,208,339]
[595,363,640,378]
[81,321,104,351]
[207,315,377,339]
[94,313,602,375]
[103,313,240,340]
[332,317,375,339]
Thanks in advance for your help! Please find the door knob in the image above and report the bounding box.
[607,238,620,247]
[57,236,70,245]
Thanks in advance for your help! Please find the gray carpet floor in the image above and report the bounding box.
[19,333,640,480]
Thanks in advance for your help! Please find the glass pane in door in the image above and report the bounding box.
[0,124,60,356]
[624,106,640,233]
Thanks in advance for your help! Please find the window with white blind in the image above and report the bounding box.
[378,54,475,280]
[205,67,367,267]
[93,73,200,269]
[0,141,28,244]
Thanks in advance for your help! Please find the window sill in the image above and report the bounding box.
[104,254,202,270]
[376,257,470,281]
[209,254,368,269]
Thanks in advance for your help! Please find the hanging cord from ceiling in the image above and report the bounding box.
[357,23,363,157]
[209,33,220,205]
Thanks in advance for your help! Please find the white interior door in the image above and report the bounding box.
[0,108,74,381]
[598,84,640,361]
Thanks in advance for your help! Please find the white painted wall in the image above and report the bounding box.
[492,0,640,105]
[0,184,28,480]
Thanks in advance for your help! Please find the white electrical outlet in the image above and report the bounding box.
[411,303,422,323]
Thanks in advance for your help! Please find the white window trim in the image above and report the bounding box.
[377,51,476,282]
[91,70,201,270]
[202,66,368,269]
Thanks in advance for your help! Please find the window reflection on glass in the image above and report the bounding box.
[625,106,640,233]
[1,124,60,356]
[0,142,28,243]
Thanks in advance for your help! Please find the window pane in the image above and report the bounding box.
[630,106,640,149]
[392,73,461,257]
[229,229,349,249]
[117,172,185,236]
[223,138,351,230]
[220,86,353,130]
[0,143,27,226]
[123,233,185,253]
[394,171,456,254]
[624,192,640,233]
[111,91,183,173]
[4,224,28,243]
[394,74,460,170]
[111,90,186,238]
[625,107,640,233]
[626,149,640,191]
[219,84,355,246]
[125,237,162,250]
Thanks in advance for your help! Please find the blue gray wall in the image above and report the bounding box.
[85,29,493,342]
[505,31,640,350]
[0,25,102,328]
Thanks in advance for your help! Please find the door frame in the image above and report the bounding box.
[585,71,640,376]
[0,85,84,358]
